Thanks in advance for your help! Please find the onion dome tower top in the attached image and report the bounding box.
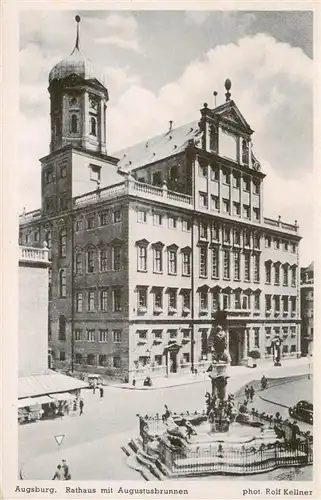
[49,16,106,87]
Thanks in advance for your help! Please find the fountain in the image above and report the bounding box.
[122,322,312,479]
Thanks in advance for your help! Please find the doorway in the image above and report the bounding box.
[170,351,177,373]
[229,330,241,366]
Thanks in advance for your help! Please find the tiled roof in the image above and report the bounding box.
[113,120,202,172]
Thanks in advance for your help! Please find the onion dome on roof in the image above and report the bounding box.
[49,15,107,88]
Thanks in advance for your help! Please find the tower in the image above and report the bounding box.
[48,16,108,155]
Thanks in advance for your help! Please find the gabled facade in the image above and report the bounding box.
[19,18,301,382]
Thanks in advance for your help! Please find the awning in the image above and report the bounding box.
[28,395,53,405]
[19,370,88,399]
[49,392,77,402]
[18,398,37,408]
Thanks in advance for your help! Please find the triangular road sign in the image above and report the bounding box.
[54,434,65,447]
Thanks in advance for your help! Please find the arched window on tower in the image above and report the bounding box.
[90,117,97,137]
[71,114,78,133]
[242,139,249,165]
[59,228,67,257]
[58,314,66,340]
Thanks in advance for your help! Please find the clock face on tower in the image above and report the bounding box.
[90,99,97,110]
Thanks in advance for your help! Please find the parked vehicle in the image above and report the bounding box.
[18,404,43,424]
[289,400,313,424]
[87,374,103,388]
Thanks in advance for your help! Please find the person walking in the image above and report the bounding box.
[244,385,250,402]
[62,459,71,480]
[52,464,64,480]
[249,386,255,402]
[99,386,104,398]
[79,398,84,416]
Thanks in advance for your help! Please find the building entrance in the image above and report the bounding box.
[228,328,246,366]
[170,351,177,373]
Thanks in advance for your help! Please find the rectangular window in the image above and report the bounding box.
[87,250,95,273]
[253,180,260,194]
[59,196,68,211]
[99,249,108,272]
[265,236,271,248]
[152,171,162,186]
[275,295,280,312]
[100,290,108,311]
[60,351,66,362]
[153,248,163,273]
[291,267,297,286]
[76,292,83,312]
[223,199,230,213]
[283,296,289,312]
[199,192,208,208]
[99,213,108,226]
[212,292,219,312]
[138,288,147,309]
[112,289,122,312]
[284,241,289,251]
[210,165,219,181]
[233,251,240,280]
[253,208,260,221]
[234,229,241,246]
[137,210,147,223]
[199,164,208,177]
[283,266,288,286]
[223,250,230,279]
[291,243,296,253]
[168,290,177,310]
[182,290,191,310]
[112,247,121,271]
[291,296,297,313]
[233,202,240,216]
[169,329,178,340]
[98,354,107,366]
[87,217,95,229]
[233,173,240,188]
[113,330,121,343]
[182,219,191,232]
[254,293,260,310]
[223,293,230,309]
[137,246,147,272]
[200,291,208,311]
[243,204,250,219]
[199,222,207,239]
[138,330,147,340]
[265,295,272,311]
[153,329,162,339]
[153,213,162,226]
[254,328,260,348]
[75,329,82,341]
[234,291,241,309]
[274,238,280,250]
[223,227,230,244]
[45,169,53,184]
[60,164,67,178]
[86,354,96,365]
[113,210,121,223]
[244,252,250,281]
[199,247,208,277]
[168,250,177,274]
[87,329,95,342]
[154,289,163,310]
[212,248,219,278]
[113,356,121,368]
[275,264,280,285]
[222,168,230,184]
[168,216,177,229]
[75,254,83,275]
[265,262,271,284]
[254,254,260,282]
[87,291,95,312]
[211,222,219,241]
[211,195,219,211]
[243,176,250,191]
[244,230,251,247]
[254,234,260,249]
[182,252,191,276]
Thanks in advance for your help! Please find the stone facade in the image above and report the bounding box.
[18,246,50,376]
[300,263,313,356]
[19,24,302,382]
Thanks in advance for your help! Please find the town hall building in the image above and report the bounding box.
[19,17,301,382]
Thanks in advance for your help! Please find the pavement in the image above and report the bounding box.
[104,356,311,390]
[20,357,312,481]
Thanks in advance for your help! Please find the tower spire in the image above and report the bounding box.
[71,15,81,54]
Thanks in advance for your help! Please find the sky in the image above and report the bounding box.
[19,9,313,265]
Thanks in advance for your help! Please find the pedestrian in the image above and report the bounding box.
[249,385,255,402]
[99,386,104,398]
[93,380,97,394]
[52,464,64,480]
[61,459,71,480]
[132,378,136,387]
[244,385,249,402]
[79,398,84,416]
